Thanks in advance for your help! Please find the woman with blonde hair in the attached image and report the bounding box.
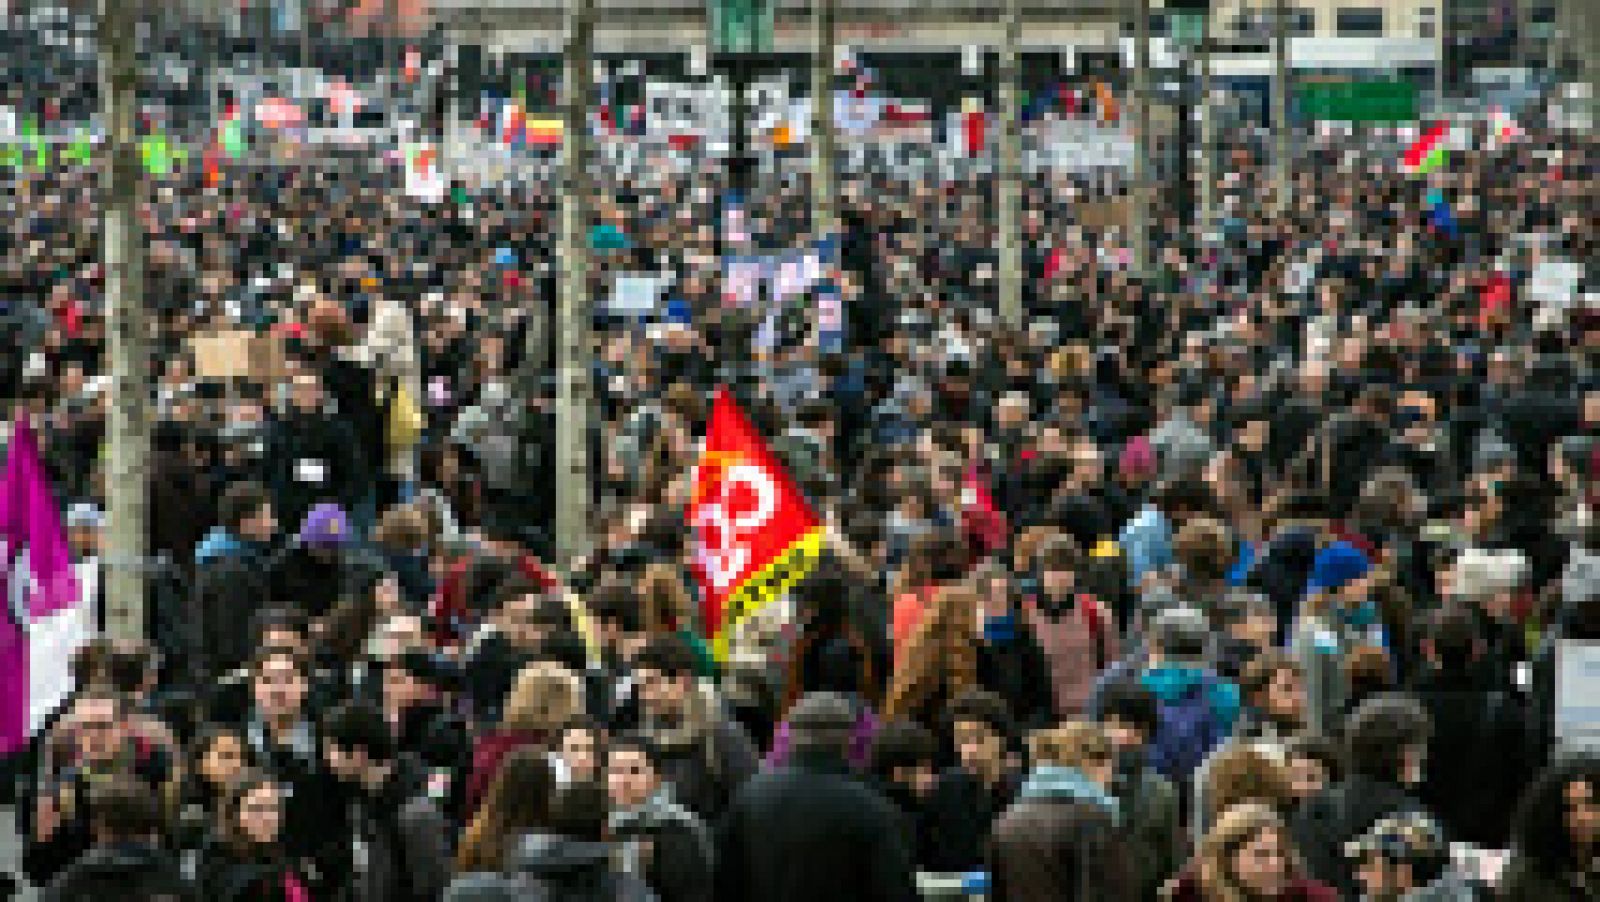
[1167,802,1337,902]
[884,583,977,725]
[462,661,584,815]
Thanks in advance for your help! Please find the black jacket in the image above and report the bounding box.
[266,411,365,532]
[1409,666,1534,848]
[976,627,1057,733]
[192,537,285,682]
[1291,774,1429,899]
[716,748,919,902]
[199,845,310,902]
[923,767,1023,873]
[444,834,656,902]
[41,842,193,902]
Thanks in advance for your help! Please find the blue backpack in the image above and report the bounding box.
[1149,676,1225,787]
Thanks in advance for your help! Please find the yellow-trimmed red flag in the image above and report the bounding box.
[689,388,822,659]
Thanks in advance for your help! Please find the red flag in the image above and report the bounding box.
[688,388,823,656]
[961,463,1009,556]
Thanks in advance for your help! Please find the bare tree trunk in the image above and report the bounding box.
[997,0,1022,326]
[99,0,149,640]
[1131,0,1152,275]
[555,0,594,566]
[811,0,836,240]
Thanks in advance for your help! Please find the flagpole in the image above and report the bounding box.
[555,0,595,567]
[99,0,150,641]
[1271,0,1290,215]
[997,0,1022,327]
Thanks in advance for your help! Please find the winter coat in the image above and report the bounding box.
[444,834,657,902]
[610,788,714,902]
[191,530,285,682]
[266,410,365,532]
[1114,761,1183,902]
[337,758,452,902]
[638,684,759,822]
[1291,774,1429,899]
[198,845,313,902]
[1497,854,1599,902]
[975,623,1057,732]
[1164,869,1339,902]
[1409,665,1534,848]
[272,544,383,621]
[987,766,1137,901]
[923,767,1023,873]
[41,842,193,902]
[715,747,919,902]
[240,718,346,894]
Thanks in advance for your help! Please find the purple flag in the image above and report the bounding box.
[1,417,80,756]
[1,417,78,619]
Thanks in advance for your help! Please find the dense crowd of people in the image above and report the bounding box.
[0,28,1596,901]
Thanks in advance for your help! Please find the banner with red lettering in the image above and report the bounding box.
[688,388,822,658]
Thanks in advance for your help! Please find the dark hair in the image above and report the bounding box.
[1284,734,1344,784]
[69,639,117,690]
[220,481,272,533]
[1097,680,1161,740]
[531,630,591,675]
[1156,478,1213,516]
[321,701,396,763]
[547,781,609,842]
[1510,756,1600,876]
[251,606,309,647]
[1343,694,1430,781]
[631,634,698,679]
[1425,605,1480,671]
[1036,533,1084,574]
[869,721,938,780]
[219,769,282,854]
[588,579,643,634]
[188,725,252,790]
[87,776,163,841]
[108,642,157,695]
[608,732,662,773]
[251,646,310,681]
[946,689,1014,742]
[1240,650,1301,706]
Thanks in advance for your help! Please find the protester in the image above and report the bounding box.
[40,778,193,902]
[715,692,918,902]
[1168,802,1338,902]
[1499,756,1600,902]
[987,722,1136,899]
[606,733,714,902]
[197,772,314,902]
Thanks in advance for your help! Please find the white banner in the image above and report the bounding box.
[1557,640,1600,753]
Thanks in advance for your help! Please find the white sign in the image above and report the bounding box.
[0,105,14,140]
[609,274,665,316]
[1530,259,1582,305]
[1556,640,1600,753]
[29,561,95,736]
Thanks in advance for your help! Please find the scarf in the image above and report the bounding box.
[1018,764,1121,822]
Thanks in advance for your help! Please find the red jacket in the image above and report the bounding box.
[428,551,558,647]
[1167,870,1338,902]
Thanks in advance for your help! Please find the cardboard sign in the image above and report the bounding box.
[190,331,288,383]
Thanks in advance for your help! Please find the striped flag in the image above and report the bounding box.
[1401,121,1450,175]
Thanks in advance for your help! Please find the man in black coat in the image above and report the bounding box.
[41,777,192,902]
[266,370,365,536]
[1408,607,1534,849]
[1292,693,1435,899]
[716,693,919,902]
[191,481,285,684]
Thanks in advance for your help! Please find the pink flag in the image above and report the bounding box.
[1,417,81,755]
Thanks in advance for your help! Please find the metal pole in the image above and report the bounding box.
[1271,0,1290,215]
[1131,0,1151,275]
[555,0,594,566]
[1197,9,1215,237]
[99,0,149,641]
[997,0,1021,326]
[811,0,837,240]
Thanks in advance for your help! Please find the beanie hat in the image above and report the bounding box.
[1120,435,1157,481]
[297,503,352,548]
[1305,541,1372,595]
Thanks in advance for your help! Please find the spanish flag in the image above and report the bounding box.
[688,389,823,659]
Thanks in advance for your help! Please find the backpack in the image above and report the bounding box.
[1148,676,1225,788]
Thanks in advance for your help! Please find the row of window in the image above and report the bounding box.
[1153,3,1556,39]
